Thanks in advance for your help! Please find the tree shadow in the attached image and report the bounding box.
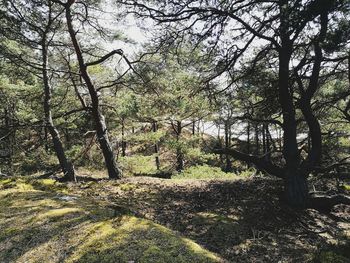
[107,177,349,262]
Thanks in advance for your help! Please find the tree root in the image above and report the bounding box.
[308,193,350,213]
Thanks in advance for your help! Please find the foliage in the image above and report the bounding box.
[120,155,159,177]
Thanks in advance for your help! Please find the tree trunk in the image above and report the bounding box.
[278,2,307,207]
[262,124,266,155]
[254,124,259,155]
[65,2,121,179]
[121,117,126,157]
[283,170,309,207]
[263,123,270,161]
[41,39,76,182]
[4,107,13,174]
[175,120,184,172]
[224,121,232,172]
[44,127,49,152]
[247,122,250,153]
[152,121,160,170]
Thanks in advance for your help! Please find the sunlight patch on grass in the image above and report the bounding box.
[66,216,221,263]
[119,183,138,191]
[0,177,222,263]
[342,184,350,191]
[173,165,240,180]
[35,208,83,222]
[0,178,34,191]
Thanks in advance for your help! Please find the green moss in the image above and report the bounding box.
[0,178,34,191]
[0,177,63,192]
[0,178,222,263]
[35,208,83,222]
[342,184,350,191]
[67,216,220,263]
[29,178,67,192]
[140,245,176,263]
[0,178,13,186]
[39,178,56,186]
[119,183,137,191]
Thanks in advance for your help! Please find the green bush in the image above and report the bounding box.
[20,148,57,174]
[120,155,158,177]
[185,148,217,166]
[67,144,105,170]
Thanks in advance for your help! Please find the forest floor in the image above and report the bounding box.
[0,174,349,263]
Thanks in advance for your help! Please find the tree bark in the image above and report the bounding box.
[152,121,160,170]
[254,124,259,155]
[264,123,270,161]
[65,1,121,179]
[41,38,76,182]
[175,120,184,171]
[224,120,232,172]
[283,171,309,207]
[3,107,13,174]
[247,122,250,153]
[121,117,126,157]
[278,1,308,207]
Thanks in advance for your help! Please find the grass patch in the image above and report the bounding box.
[173,165,239,180]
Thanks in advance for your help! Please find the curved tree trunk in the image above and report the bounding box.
[42,39,76,182]
[65,2,121,179]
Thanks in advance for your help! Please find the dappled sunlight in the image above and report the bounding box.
[92,177,349,262]
[35,208,83,222]
[0,177,349,262]
[66,216,220,263]
[0,178,222,263]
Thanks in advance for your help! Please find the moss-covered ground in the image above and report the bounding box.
[0,177,220,263]
[0,176,349,263]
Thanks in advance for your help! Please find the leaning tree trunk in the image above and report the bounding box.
[65,2,121,179]
[41,39,76,181]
